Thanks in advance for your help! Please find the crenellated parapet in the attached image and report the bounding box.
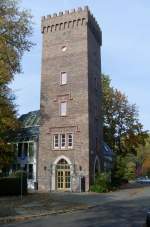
[41,6,102,45]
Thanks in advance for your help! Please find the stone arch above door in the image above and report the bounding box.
[51,155,73,191]
[53,155,72,165]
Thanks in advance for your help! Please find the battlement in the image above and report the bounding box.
[41,6,102,45]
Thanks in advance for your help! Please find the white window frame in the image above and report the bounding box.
[53,134,59,149]
[68,133,73,149]
[60,101,67,116]
[60,134,66,149]
[60,72,67,85]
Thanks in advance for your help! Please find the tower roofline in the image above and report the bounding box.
[41,6,102,45]
[41,6,91,21]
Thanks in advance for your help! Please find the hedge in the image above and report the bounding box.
[0,173,27,196]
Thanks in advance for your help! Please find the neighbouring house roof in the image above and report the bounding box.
[102,142,113,160]
[11,110,40,142]
[19,110,40,127]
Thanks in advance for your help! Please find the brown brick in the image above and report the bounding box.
[38,6,103,192]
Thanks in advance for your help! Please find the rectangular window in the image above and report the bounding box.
[60,102,67,116]
[23,143,28,157]
[60,134,66,149]
[60,72,67,85]
[54,134,59,149]
[68,133,73,148]
[18,143,22,157]
[28,164,33,179]
[29,142,34,158]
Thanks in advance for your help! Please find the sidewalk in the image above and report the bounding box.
[0,185,149,224]
[0,192,88,224]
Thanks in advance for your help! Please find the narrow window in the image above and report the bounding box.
[60,134,66,149]
[68,133,73,148]
[23,143,28,157]
[18,143,22,157]
[29,142,34,158]
[60,101,67,116]
[28,164,33,179]
[60,72,67,85]
[24,164,27,172]
[54,134,59,149]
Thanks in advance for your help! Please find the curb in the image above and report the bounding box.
[0,205,96,224]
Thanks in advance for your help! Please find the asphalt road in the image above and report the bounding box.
[2,186,150,227]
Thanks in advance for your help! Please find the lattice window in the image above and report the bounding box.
[54,134,59,149]
[68,133,73,148]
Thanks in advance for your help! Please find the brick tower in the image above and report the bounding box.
[38,6,103,192]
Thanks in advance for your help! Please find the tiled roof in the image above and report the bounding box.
[11,110,40,142]
[19,110,40,127]
[102,142,113,157]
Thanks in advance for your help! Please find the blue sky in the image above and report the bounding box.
[10,0,150,130]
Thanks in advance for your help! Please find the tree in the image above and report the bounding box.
[0,0,33,169]
[102,74,148,155]
[102,74,149,185]
[136,135,150,176]
[111,153,137,185]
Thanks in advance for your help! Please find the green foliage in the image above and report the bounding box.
[91,172,112,193]
[0,0,33,169]
[102,74,148,155]
[102,74,149,186]
[136,135,150,166]
[111,154,136,186]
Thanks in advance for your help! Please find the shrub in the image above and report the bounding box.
[111,154,136,187]
[0,170,27,196]
[90,172,112,193]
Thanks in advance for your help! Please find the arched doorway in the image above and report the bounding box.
[56,158,71,190]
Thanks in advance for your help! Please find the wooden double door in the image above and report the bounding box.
[56,159,71,191]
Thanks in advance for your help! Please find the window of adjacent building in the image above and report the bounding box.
[68,133,73,148]
[60,134,66,149]
[54,134,59,149]
[60,101,67,116]
[23,143,28,157]
[60,72,67,85]
[24,164,27,172]
[18,143,22,157]
[28,164,33,179]
[29,142,34,158]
